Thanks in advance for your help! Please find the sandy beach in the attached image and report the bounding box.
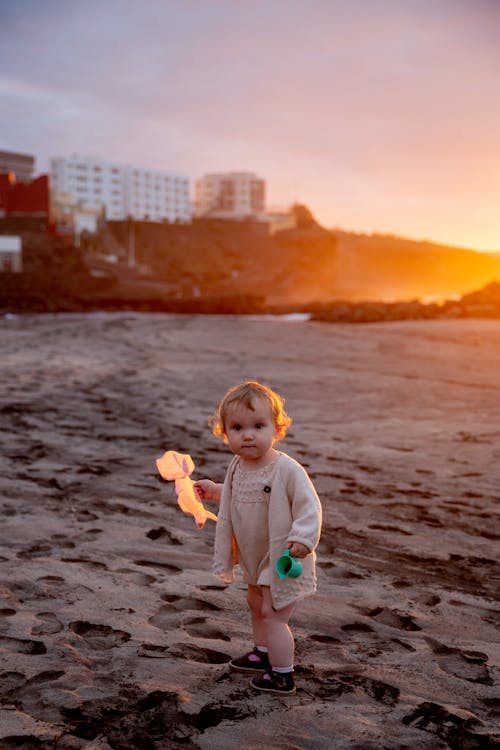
[0,312,499,749]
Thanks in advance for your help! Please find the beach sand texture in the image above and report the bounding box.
[0,313,499,749]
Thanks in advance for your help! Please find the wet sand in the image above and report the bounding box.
[0,312,499,749]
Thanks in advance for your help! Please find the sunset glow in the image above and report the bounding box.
[1,1,499,252]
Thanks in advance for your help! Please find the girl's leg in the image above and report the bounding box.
[246,584,266,647]
[230,585,271,672]
[261,586,295,669]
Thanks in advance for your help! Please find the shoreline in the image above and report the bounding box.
[2,279,499,322]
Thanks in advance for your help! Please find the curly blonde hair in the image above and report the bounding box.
[209,381,292,443]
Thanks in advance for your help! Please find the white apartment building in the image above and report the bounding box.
[50,155,191,223]
[194,172,266,220]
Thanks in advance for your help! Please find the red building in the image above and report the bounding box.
[0,173,49,215]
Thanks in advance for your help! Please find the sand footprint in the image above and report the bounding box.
[346,674,400,706]
[366,606,422,631]
[75,509,99,522]
[0,670,26,693]
[0,608,16,631]
[31,611,64,635]
[37,575,65,584]
[170,642,231,664]
[150,595,222,630]
[61,556,108,570]
[183,616,230,641]
[368,523,413,536]
[403,700,494,747]
[425,637,492,685]
[0,635,46,654]
[114,567,157,586]
[17,542,53,559]
[340,622,374,634]
[414,592,441,607]
[35,575,66,599]
[68,621,131,651]
[138,643,170,658]
[133,559,182,574]
[149,606,175,630]
[161,594,222,612]
[391,637,417,652]
[76,528,104,542]
[308,670,400,706]
[0,669,65,710]
[146,526,183,544]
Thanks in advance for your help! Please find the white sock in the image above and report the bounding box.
[255,645,268,653]
[272,665,293,674]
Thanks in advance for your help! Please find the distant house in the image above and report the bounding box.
[50,190,104,243]
[265,207,297,235]
[194,171,266,220]
[0,150,35,183]
[0,235,22,272]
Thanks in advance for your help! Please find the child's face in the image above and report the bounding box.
[224,397,277,465]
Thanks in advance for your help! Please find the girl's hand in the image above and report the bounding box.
[194,479,222,502]
[286,541,310,559]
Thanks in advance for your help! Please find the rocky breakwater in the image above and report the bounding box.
[310,280,500,323]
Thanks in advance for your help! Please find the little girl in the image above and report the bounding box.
[195,380,322,696]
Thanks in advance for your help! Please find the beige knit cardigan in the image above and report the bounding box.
[213,451,322,610]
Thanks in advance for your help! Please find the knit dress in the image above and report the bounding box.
[230,458,278,585]
[213,451,322,609]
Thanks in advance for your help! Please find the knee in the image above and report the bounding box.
[246,587,263,617]
[261,598,279,622]
[261,597,294,625]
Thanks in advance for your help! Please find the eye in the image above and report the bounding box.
[232,424,241,431]
[255,423,263,429]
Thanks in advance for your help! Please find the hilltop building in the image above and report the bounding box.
[266,206,298,235]
[50,155,192,225]
[194,171,266,220]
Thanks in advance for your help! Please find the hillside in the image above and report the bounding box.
[105,206,338,306]
[1,207,500,313]
[103,209,500,305]
[332,230,500,301]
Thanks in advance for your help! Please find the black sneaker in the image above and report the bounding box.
[250,669,296,695]
[230,647,271,673]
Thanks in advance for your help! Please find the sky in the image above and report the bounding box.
[1,0,499,251]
